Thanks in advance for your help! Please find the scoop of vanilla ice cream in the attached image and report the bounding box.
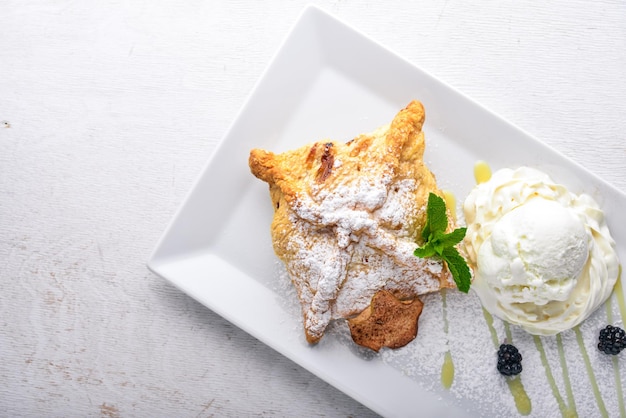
[478,198,589,304]
[464,167,620,335]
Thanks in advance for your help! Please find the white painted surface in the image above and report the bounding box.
[1,1,624,416]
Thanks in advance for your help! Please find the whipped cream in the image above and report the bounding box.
[463,167,620,335]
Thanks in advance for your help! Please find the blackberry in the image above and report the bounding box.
[497,343,523,376]
[598,325,626,355]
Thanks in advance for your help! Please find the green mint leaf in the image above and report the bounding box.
[421,218,431,242]
[414,192,472,293]
[421,193,448,241]
[433,241,445,256]
[414,243,436,258]
[427,193,448,235]
[437,227,467,248]
[441,246,472,293]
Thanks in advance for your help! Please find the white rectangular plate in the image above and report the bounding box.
[148,6,626,417]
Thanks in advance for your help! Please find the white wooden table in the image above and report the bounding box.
[1,1,624,416]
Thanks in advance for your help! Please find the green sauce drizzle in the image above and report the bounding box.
[556,333,578,417]
[574,326,608,417]
[534,335,577,417]
[440,289,455,389]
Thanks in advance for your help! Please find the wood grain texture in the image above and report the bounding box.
[1,0,624,416]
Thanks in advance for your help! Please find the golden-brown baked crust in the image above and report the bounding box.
[249,100,453,345]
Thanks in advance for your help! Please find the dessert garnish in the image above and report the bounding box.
[597,325,626,355]
[497,343,523,376]
[414,193,471,293]
[347,290,424,352]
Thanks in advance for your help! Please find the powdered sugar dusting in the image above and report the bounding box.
[272,259,626,417]
[284,169,446,341]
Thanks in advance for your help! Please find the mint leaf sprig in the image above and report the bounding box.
[414,193,472,293]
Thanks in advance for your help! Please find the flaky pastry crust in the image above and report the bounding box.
[249,100,453,345]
